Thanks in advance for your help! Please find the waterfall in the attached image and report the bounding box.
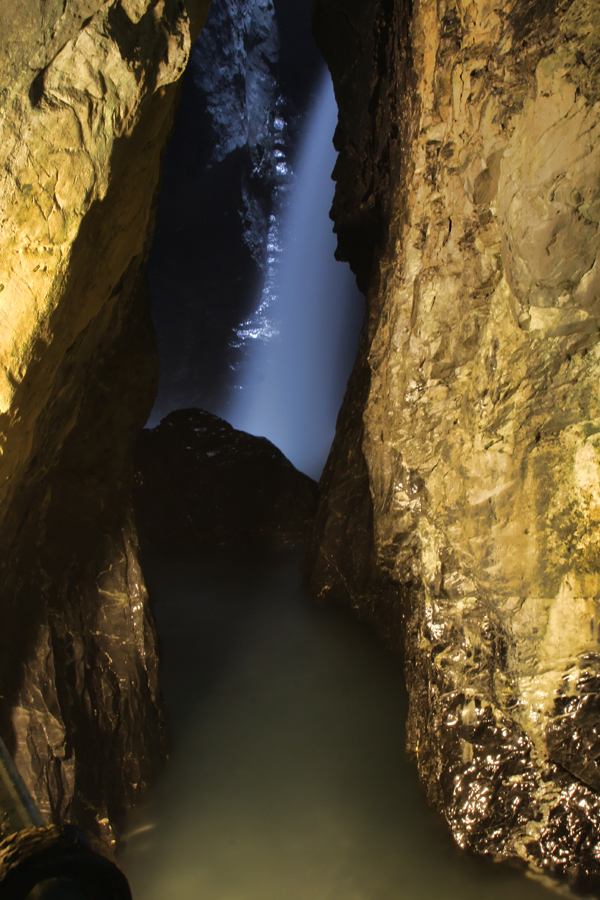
[225,69,364,481]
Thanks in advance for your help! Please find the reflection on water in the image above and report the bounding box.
[119,553,562,900]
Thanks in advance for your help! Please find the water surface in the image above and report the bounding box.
[119,552,563,900]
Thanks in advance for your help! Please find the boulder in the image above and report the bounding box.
[135,408,318,555]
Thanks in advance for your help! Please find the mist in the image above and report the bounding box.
[225,69,364,480]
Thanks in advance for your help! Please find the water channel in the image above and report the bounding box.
[118,551,562,900]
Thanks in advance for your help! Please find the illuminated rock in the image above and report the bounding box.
[308,0,600,889]
[0,0,210,841]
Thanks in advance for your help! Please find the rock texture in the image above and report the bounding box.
[134,408,318,555]
[308,0,600,890]
[0,0,210,842]
[147,0,282,422]
[147,0,320,424]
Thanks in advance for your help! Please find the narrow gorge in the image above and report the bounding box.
[0,0,599,896]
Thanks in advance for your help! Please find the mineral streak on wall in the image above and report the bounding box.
[0,0,210,841]
[307,0,600,890]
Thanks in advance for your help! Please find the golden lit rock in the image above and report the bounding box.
[0,0,209,841]
[309,0,600,887]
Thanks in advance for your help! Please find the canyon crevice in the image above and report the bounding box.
[308,0,600,889]
[1,0,600,891]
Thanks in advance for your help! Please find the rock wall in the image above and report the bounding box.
[146,0,319,424]
[134,407,317,555]
[147,0,282,421]
[308,0,600,889]
[0,0,210,842]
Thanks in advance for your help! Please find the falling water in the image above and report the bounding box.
[225,69,364,480]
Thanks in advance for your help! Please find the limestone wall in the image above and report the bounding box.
[0,0,209,842]
[309,0,600,888]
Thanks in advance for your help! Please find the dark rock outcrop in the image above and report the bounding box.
[308,0,600,890]
[0,824,132,900]
[135,408,318,555]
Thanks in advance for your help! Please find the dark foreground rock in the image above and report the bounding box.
[135,409,318,555]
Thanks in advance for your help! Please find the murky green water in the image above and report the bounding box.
[119,552,563,900]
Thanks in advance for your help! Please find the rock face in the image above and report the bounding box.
[0,0,210,842]
[308,0,600,890]
[147,0,282,422]
[147,0,320,424]
[134,408,318,554]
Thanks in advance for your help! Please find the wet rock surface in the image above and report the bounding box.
[147,0,320,423]
[134,408,318,555]
[0,0,210,841]
[308,0,600,889]
[147,0,282,422]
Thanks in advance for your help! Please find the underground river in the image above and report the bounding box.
[118,551,562,900]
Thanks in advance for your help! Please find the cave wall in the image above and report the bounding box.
[146,0,321,424]
[0,0,210,842]
[308,0,600,888]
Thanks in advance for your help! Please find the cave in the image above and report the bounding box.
[1,0,600,897]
